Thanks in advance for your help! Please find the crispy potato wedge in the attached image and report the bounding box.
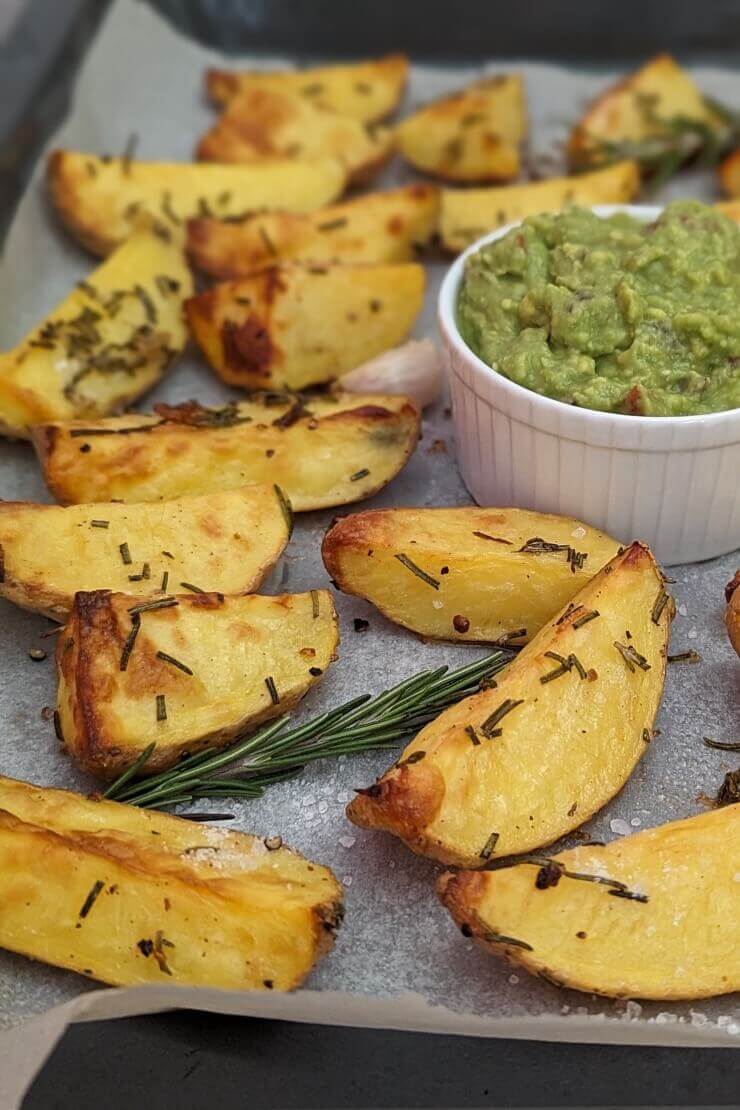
[568,54,723,169]
[0,775,342,990]
[197,88,393,187]
[396,75,525,183]
[206,54,408,123]
[33,394,420,510]
[348,543,673,867]
[725,571,740,657]
[58,589,338,778]
[439,805,740,1000]
[187,184,441,278]
[718,149,740,197]
[0,223,191,439]
[440,161,640,252]
[186,262,425,391]
[0,485,289,621]
[322,507,621,644]
[48,150,346,256]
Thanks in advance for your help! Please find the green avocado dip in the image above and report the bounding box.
[457,200,740,416]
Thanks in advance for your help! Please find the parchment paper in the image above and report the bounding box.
[0,1,738,1101]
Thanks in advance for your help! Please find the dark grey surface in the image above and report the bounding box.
[3,3,739,1108]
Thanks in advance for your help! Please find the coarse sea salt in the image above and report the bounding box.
[610,818,632,836]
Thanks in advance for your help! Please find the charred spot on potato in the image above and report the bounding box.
[221,316,273,376]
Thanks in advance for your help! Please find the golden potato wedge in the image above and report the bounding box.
[396,75,525,183]
[48,150,346,256]
[0,222,192,440]
[197,87,393,187]
[323,507,621,644]
[440,161,640,252]
[348,543,673,867]
[725,570,740,657]
[0,775,342,990]
[718,149,740,197]
[57,589,338,778]
[716,198,740,220]
[206,54,408,123]
[186,262,425,391]
[33,393,420,510]
[568,54,723,169]
[0,485,289,621]
[439,805,740,1000]
[187,184,441,278]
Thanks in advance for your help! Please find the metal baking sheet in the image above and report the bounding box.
[0,0,737,1096]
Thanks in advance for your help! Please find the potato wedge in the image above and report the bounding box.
[33,394,420,510]
[186,263,425,391]
[716,198,740,220]
[568,54,723,169]
[725,570,740,657]
[718,149,740,197]
[440,161,640,252]
[48,150,346,256]
[205,54,408,123]
[197,88,393,187]
[323,507,621,644]
[58,589,338,778]
[0,222,192,440]
[187,184,441,278]
[439,805,740,1000]
[396,75,525,183]
[0,485,289,620]
[348,542,673,867]
[0,775,342,990]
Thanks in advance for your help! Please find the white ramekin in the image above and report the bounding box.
[438,204,740,565]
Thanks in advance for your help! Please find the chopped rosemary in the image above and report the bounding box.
[465,724,480,745]
[180,582,205,594]
[128,597,178,615]
[258,226,277,256]
[651,588,670,625]
[121,132,138,175]
[398,750,426,767]
[614,640,651,673]
[702,736,740,752]
[119,542,132,565]
[156,694,167,722]
[519,537,586,573]
[394,553,440,590]
[472,531,512,544]
[161,571,169,592]
[78,879,105,919]
[350,468,370,482]
[90,519,109,529]
[133,284,157,324]
[479,832,500,860]
[667,650,701,664]
[571,609,599,629]
[317,217,348,232]
[274,484,294,537]
[310,590,320,618]
[480,698,523,738]
[53,710,63,741]
[120,614,141,672]
[156,651,193,676]
[265,676,279,704]
[485,854,648,903]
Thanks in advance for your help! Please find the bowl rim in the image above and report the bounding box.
[437,202,740,429]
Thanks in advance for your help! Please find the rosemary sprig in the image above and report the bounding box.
[104,651,514,809]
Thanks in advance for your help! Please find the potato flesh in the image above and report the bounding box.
[186,263,426,391]
[323,507,620,643]
[47,152,346,255]
[197,87,393,186]
[0,485,288,619]
[206,55,409,123]
[440,161,640,252]
[186,185,441,277]
[32,394,420,510]
[718,151,740,198]
[0,224,192,438]
[58,589,339,777]
[348,543,671,866]
[439,806,740,1000]
[396,76,525,182]
[0,776,342,990]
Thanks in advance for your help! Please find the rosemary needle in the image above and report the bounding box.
[105,651,513,808]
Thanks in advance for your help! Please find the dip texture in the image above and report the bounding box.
[457,201,740,416]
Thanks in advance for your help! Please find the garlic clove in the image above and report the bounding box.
[340,339,444,409]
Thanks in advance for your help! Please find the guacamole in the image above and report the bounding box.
[457,201,740,416]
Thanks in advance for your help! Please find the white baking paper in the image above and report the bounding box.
[0,1,738,1101]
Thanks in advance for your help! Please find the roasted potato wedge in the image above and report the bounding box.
[58,589,338,778]
[33,394,420,510]
[716,198,740,220]
[0,775,342,990]
[725,571,740,657]
[197,88,393,187]
[348,543,673,867]
[568,54,724,169]
[396,75,525,183]
[206,54,408,123]
[439,805,740,1000]
[440,161,640,252]
[0,222,191,439]
[718,149,740,197]
[0,485,289,620]
[186,262,425,391]
[323,507,621,644]
[187,184,441,278]
[48,150,346,256]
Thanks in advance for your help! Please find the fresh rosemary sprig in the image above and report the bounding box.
[104,651,513,809]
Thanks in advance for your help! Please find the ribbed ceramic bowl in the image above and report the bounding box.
[438,204,740,564]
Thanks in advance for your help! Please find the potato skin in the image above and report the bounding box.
[439,806,740,1000]
[348,542,673,866]
[32,393,420,511]
[0,775,343,990]
[725,570,740,657]
[322,506,620,644]
[186,262,425,391]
